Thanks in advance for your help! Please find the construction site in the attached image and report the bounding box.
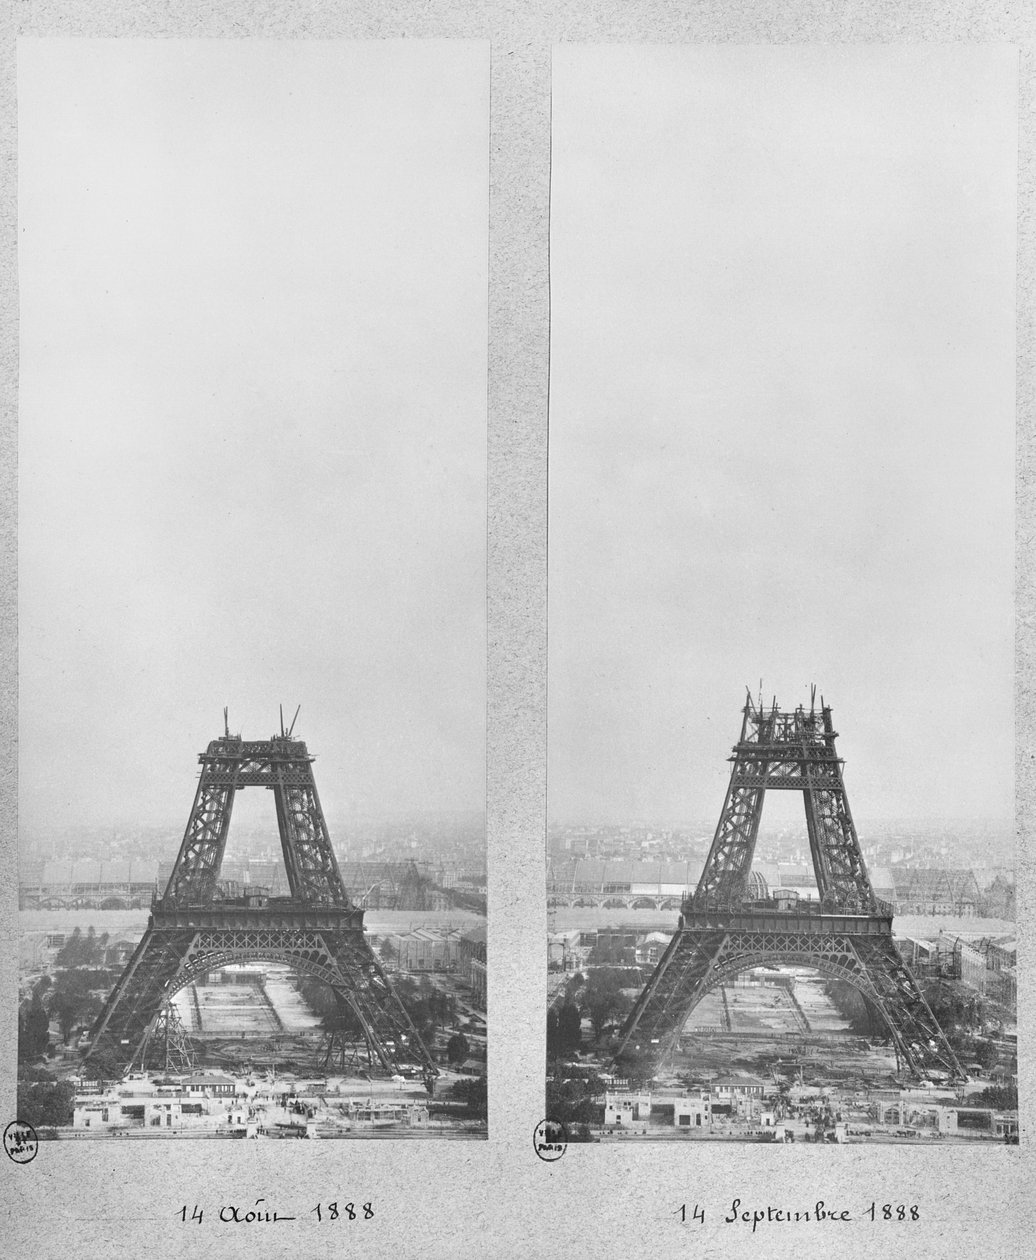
[23,933,488,1139]
[155,952,487,1078]
[547,945,1016,1144]
[545,694,1018,1145]
[169,966,321,1065]
[644,965,924,1092]
[18,720,488,1140]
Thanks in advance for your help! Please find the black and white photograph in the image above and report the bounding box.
[546,44,1018,1146]
[2,6,1033,1260]
[16,37,489,1141]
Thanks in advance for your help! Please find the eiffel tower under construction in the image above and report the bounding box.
[85,711,439,1092]
[615,691,964,1082]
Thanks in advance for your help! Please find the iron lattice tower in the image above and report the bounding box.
[316,995,380,1074]
[615,693,964,1081]
[134,1001,195,1074]
[85,723,439,1090]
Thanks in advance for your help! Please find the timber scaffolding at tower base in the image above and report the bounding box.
[85,722,439,1093]
[614,692,965,1083]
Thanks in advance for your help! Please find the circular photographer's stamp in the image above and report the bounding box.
[533,1118,568,1162]
[4,1121,39,1164]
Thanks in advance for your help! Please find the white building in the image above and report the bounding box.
[604,1091,651,1126]
[673,1093,712,1130]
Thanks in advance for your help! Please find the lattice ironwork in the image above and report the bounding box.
[693,693,875,911]
[317,995,378,1073]
[136,1001,195,1073]
[165,733,348,906]
[84,722,438,1090]
[615,693,964,1082]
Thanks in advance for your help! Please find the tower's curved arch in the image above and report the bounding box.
[672,954,885,1038]
[137,950,388,1065]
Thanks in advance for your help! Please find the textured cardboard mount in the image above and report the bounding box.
[0,3,1032,1258]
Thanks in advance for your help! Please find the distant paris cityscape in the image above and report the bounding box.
[20,810,487,907]
[547,816,1014,916]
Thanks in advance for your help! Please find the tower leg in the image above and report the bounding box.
[86,924,196,1074]
[324,932,439,1081]
[615,930,727,1062]
[137,1001,195,1074]
[849,937,963,1079]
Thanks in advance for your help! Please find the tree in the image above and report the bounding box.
[436,991,457,1029]
[613,1046,657,1087]
[558,1002,582,1052]
[427,990,448,1029]
[545,1077,602,1128]
[83,1047,126,1083]
[975,1037,999,1071]
[546,1008,561,1058]
[54,926,109,969]
[449,1074,487,1120]
[391,976,441,1049]
[446,1032,470,1066]
[47,972,102,1045]
[976,1082,1018,1110]
[582,969,631,1039]
[55,927,83,969]
[18,995,50,1063]
[17,1077,75,1128]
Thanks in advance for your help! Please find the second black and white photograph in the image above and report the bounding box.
[546,43,1017,1147]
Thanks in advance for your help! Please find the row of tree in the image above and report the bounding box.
[919,979,1009,1071]
[546,967,640,1061]
[392,976,462,1042]
[18,968,113,1069]
[446,1073,487,1120]
[543,1073,603,1140]
[17,1067,76,1129]
[546,1003,582,1057]
[17,926,122,1066]
[296,973,468,1063]
[54,926,111,969]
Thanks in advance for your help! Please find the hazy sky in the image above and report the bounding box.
[548,45,1016,826]
[19,40,488,833]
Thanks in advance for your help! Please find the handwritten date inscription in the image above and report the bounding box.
[178,1200,374,1225]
